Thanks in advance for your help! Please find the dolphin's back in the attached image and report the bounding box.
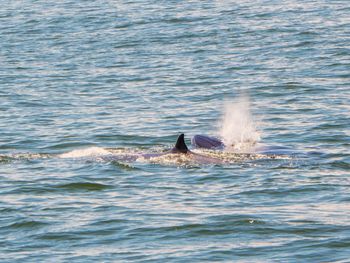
[191,135,224,149]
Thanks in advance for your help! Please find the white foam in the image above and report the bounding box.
[59,147,111,158]
[219,94,261,151]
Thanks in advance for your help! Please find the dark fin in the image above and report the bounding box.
[173,133,189,153]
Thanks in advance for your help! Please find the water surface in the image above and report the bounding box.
[1,0,349,262]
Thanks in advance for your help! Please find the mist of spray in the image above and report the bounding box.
[219,95,261,151]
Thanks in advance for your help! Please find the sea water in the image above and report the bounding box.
[1,0,349,262]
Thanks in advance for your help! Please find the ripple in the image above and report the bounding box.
[4,220,48,230]
[0,0,349,262]
[38,232,86,241]
[54,182,111,191]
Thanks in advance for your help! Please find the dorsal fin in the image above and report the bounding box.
[173,133,189,153]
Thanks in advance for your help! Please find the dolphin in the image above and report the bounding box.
[140,134,223,164]
[136,133,189,160]
[89,134,223,165]
[191,134,225,149]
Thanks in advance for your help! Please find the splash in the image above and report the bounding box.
[59,147,111,158]
[219,95,261,151]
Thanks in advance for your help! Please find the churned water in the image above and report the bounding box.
[1,0,349,262]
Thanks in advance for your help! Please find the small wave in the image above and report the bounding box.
[193,149,291,162]
[5,220,48,230]
[55,182,110,191]
[0,153,50,163]
[129,216,265,239]
[54,182,111,191]
[110,161,140,170]
[0,155,15,163]
[38,232,84,241]
[59,147,111,158]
